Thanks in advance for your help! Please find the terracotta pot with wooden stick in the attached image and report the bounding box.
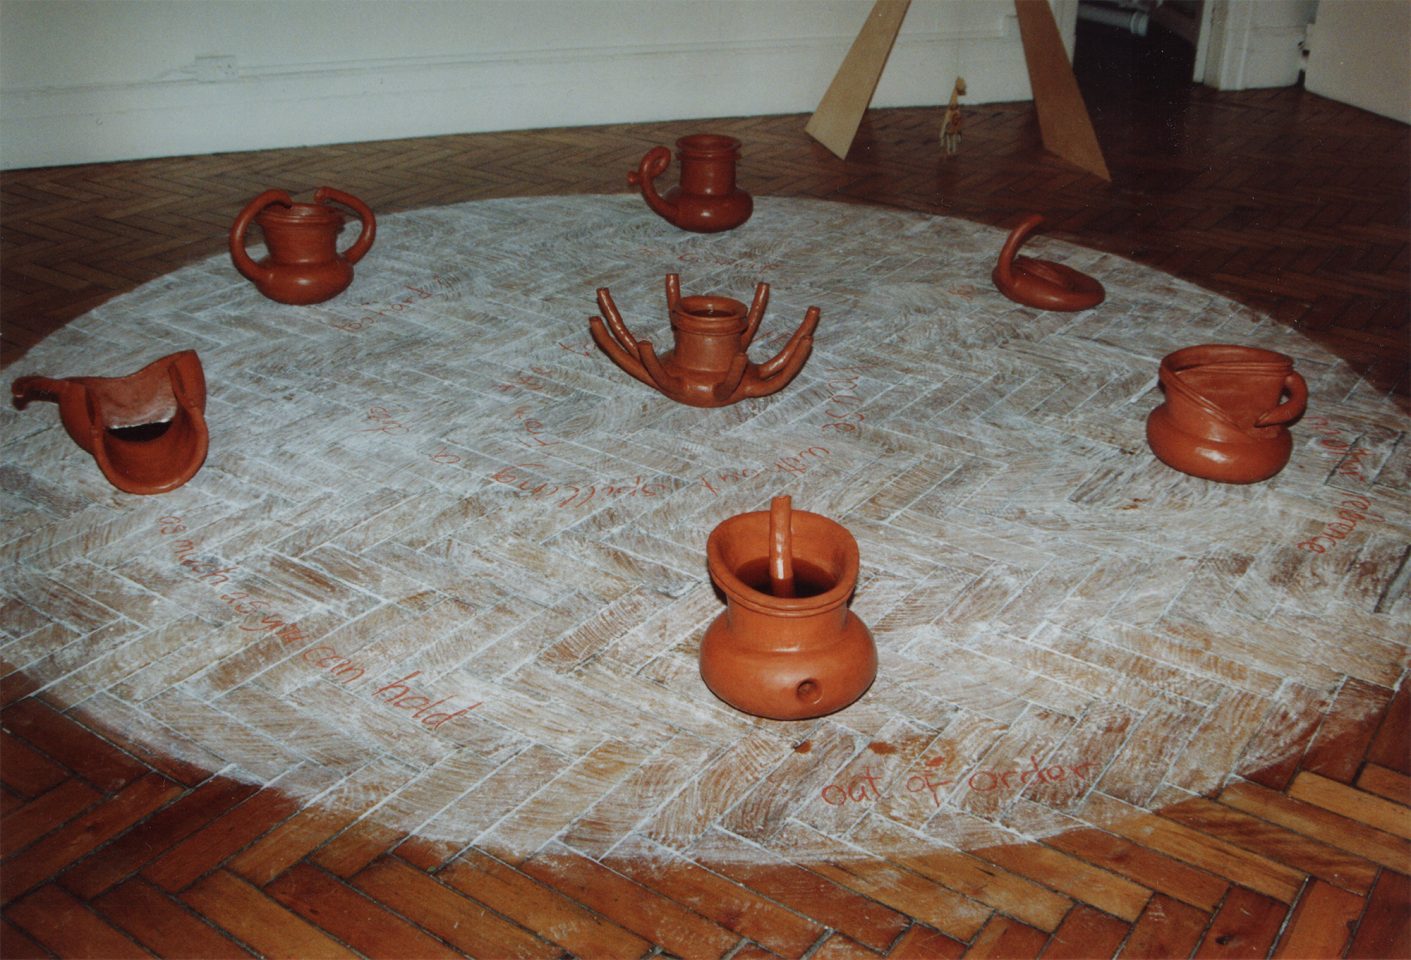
[700,496,877,720]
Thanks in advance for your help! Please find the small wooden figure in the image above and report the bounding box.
[941,77,966,155]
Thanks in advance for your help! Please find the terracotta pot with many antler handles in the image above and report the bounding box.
[590,274,819,407]
[229,187,376,304]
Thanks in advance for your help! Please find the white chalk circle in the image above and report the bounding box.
[3,196,1406,861]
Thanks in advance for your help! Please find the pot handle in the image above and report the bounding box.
[315,187,377,265]
[229,189,292,282]
[627,147,678,224]
[11,375,69,409]
[1254,370,1309,428]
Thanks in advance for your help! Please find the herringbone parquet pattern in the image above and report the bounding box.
[3,72,1409,960]
[2,666,1406,957]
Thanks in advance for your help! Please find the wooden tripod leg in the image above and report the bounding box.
[804,0,912,160]
[1014,0,1111,181]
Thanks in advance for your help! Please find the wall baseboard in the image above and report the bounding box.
[3,24,1031,170]
[1239,24,1312,90]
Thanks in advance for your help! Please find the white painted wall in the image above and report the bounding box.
[1,0,1360,172]
[1,0,1059,170]
[1200,0,1317,91]
[1305,0,1411,123]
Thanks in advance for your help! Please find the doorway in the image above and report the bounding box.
[1071,0,1202,116]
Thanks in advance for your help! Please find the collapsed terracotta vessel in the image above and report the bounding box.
[590,274,819,407]
[1146,344,1308,483]
[628,134,753,232]
[992,214,1105,311]
[700,496,877,720]
[10,350,209,495]
[229,187,376,304]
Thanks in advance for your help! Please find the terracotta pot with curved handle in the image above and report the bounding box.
[700,496,876,720]
[628,134,753,233]
[11,350,209,495]
[992,214,1105,311]
[229,187,376,304]
[1146,344,1308,483]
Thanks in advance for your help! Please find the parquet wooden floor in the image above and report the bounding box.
[3,69,1409,960]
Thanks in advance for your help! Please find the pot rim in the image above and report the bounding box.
[256,202,345,226]
[1160,343,1293,373]
[675,133,743,155]
[706,508,859,616]
[672,295,747,334]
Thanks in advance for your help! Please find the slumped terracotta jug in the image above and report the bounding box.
[229,187,376,304]
[590,274,819,407]
[628,134,753,232]
[10,350,209,495]
[992,214,1104,311]
[1146,344,1308,483]
[700,496,876,720]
